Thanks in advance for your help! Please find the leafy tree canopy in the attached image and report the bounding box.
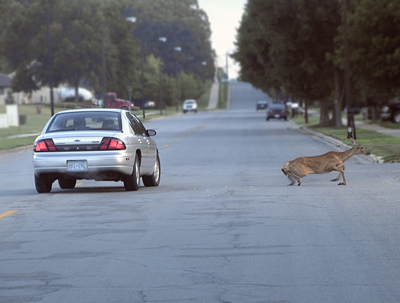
[233,0,340,102]
[1,0,215,107]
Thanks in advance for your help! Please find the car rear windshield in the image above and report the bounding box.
[269,104,285,110]
[46,111,121,132]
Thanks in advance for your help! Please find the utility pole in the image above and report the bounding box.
[45,0,54,116]
[226,52,229,80]
[343,0,356,139]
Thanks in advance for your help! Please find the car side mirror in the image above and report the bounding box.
[147,129,156,136]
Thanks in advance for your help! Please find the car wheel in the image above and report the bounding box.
[120,106,128,110]
[392,110,400,123]
[143,153,161,187]
[266,117,269,121]
[35,174,52,193]
[124,154,140,191]
[58,178,76,189]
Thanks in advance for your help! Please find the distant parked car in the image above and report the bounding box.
[32,108,160,193]
[57,87,93,102]
[381,101,400,123]
[256,100,268,110]
[145,101,155,108]
[183,99,198,113]
[266,103,287,121]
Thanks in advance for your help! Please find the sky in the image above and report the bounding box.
[197,0,248,79]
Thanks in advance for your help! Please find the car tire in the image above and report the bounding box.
[124,154,140,191]
[392,110,400,123]
[266,117,269,121]
[58,178,76,189]
[143,153,161,187]
[35,174,52,193]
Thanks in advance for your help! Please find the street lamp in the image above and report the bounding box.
[126,16,136,23]
[101,22,106,108]
[45,0,54,116]
[343,0,355,139]
[158,37,167,115]
[174,46,181,112]
[101,16,136,108]
[124,16,149,118]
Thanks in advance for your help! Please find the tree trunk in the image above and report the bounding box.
[74,83,79,102]
[333,67,343,127]
[319,99,330,126]
[304,99,308,124]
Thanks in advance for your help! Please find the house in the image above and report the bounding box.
[0,72,56,105]
[0,73,12,105]
[1,71,95,105]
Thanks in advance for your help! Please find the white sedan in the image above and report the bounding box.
[33,109,160,193]
[182,99,198,113]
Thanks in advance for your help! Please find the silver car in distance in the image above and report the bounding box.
[33,109,160,193]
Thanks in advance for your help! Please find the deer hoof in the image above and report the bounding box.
[338,182,346,186]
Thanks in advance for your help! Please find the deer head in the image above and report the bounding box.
[351,138,370,156]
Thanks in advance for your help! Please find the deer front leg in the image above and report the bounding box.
[332,164,346,185]
[338,170,346,185]
[331,164,346,182]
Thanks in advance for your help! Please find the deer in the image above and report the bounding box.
[281,138,370,186]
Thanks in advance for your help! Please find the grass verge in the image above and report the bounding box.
[217,82,229,110]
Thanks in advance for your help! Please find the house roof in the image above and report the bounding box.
[0,73,12,88]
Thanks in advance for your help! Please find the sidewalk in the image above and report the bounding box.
[303,109,400,138]
[344,119,400,138]
[206,82,219,110]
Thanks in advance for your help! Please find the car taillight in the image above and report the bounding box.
[100,137,126,150]
[34,139,56,152]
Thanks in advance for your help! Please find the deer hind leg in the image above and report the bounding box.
[281,167,302,186]
[331,172,342,182]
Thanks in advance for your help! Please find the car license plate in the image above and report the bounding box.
[275,114,280,118]
[67,160,87,171]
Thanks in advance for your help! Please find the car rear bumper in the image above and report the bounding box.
[33,151,134,179]
[267,114,287,119]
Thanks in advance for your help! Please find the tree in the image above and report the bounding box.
[233,0,342,126]
[121,0,214,77]
[0,0,24,73]
[346,0,400,99]
[1,0,215,107]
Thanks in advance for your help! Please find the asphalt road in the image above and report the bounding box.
[1,82,400,303]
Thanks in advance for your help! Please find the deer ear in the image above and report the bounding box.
[351,138,356,145]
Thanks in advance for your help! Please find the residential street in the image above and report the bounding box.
[1,82,400,303]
